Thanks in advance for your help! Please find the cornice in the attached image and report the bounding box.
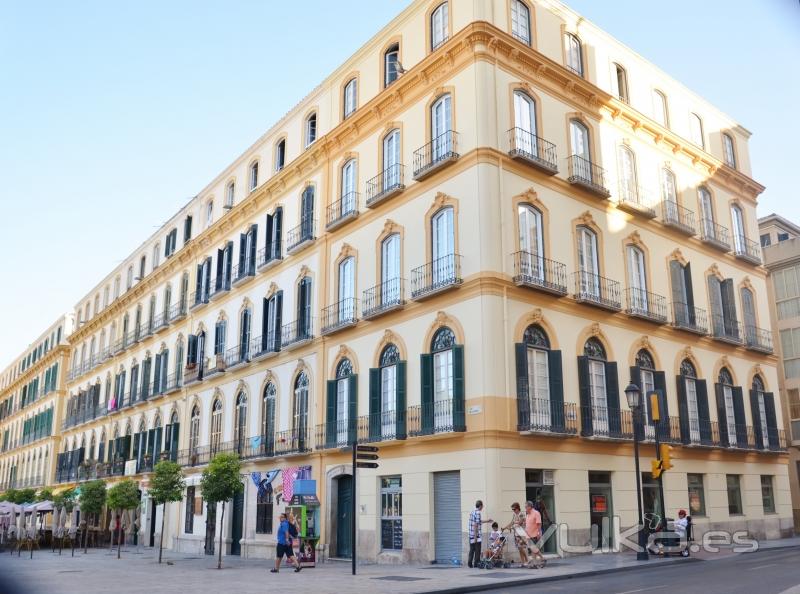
[1,344,70,399]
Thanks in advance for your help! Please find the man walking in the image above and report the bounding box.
[467,500,492,568]
[271,513,302,573]
[524,500,545,568]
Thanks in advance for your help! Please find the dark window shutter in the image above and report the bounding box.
[453,345,465,431]
[420,353,433,434]
[749,390,763,449]
[548,350,564,431]
[605,361,621,437]
[669,260,684,318]
[515,343,529,430]
[629,365,642,414]
[154,426,163,460]
[708,276,723,334]
[238,233,246,270]
[203,259,212,295]
[123,435,131,460]
[722,278,738,327]
[348,374,358,444]
[225,243,233,284]
[325,380,336,446]
[164,424,172,455]
[250,225,258,272]
[683,263,694,308]
[653,371,669,440]
[184,216,192,242]
[275,208,283,256]
[187,334,197,365]
[764,392,778,449]
[195,265,202,297]
[732,386,747,446]
[369,368,381,440]
[171,423,180,460]
[696,379,712,444]
[153,356,162,394]
[216,248,224,287]
[132,431,140,461]
[676,376,690,444]
[714,383,729,446]
[577,356,592,436]
[396,360,407,439]
[275,292,283,351]
[265,214,274,257]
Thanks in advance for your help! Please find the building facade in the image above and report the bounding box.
[24,0,791,563]
[0,315,73,494]
[760,213,800,530]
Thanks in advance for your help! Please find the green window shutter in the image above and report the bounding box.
[676,376,690,444]
[396,361,407,439]
[515,343,529,430]
[577,356,592,436]
[171,423,180,461]
[420,353,433,434]
[695,380,712,444]
[548,350,564,431]
[653,371,669,440]
[132,432,140,461]
[732,386,747,446]
[154,427,163,461]
[453,345,465,431]
[368,368,381,440]
[605,361,621,437]
[764,392,778,449]
[714,383,729,446]
[749,390,763,449]
[348,374,358,444]
[325,380,336,446]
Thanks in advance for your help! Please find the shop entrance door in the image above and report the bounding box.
[525,469,556,554]
[336,475,353,558]
[588,471,614,550]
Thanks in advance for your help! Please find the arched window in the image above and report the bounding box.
[153,244,160,269]
[262,383,276,451]
[163,284,172,318]
[652,90,668,127]
[517,204,544,282]
[205,200,214,228]
[126,265,134,290]
[343,78,357,119]
[689,112,704,148]
[697,186,714,238]
[234,392,247,453]
[189,405,200,456]
[731,204,747,253]
[661,168,678,211]
[565,33,583,76]
[338,257,355,324]
[225,181,235,208]
[274,138,286,172]
[382,129,401,192]
[377,344,402,439]
[340,159,357,216]
[511,0,531,45]
[613,63,628,103]
[297,276,312,340]
[305,112,317,148]
[626,245,648,312]
[430,2,449,51]
[717,367,737,447]
[518,325,552,429]
[239,307,252,361]
[617,145,638,204]
[752,375,769,449]
[293,372,309,448]
[569,119,591,173]
[210,399,223,454]
[431,206,455,284]
[512,91,537,156]
[165,410,180,461]
[330,359,355,445]
[634,349,658,437]
[429,327,459,432]
[384,43,400,87]
[582,337,612,435]
[723,133,736,168]
[249,161,259,191]
[430,93,452,157]
[576,225,599,298]
[741,286,757,342]
[380,234,401,307]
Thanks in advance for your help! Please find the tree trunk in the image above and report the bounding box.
[158,504,165,564]
[117,519,122,559]
[84,514,90,554]
[217,502,224,570]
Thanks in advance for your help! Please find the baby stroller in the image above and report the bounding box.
[477,530,511,569]
[645,513,691,557]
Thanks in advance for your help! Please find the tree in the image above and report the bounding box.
[106,480,140,559]
[79,480,107,554]
[149,461,185,564]
[36,487,54,502]
[14,488,36,504]
[3,489,19,503]
[199,453,243,569]
[53,488,77,511]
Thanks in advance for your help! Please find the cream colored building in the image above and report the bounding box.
[760,213,800,530]
[32,0,792,563]
[0,315,73,494]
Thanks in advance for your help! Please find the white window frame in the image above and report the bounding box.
[343,78,357,119]
[430,2,449,51]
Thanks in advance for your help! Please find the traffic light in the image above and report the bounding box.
[651,458,662,479]
[355,445,379,469]
[659,444,674,471]
[648,392,660,422]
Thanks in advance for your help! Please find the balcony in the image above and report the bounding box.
[413,131,459,180]
[273,428,311,456]
[257,242,283,271]
[162,370,182,394]
[566,155,610,197]
[281,318,314,349]
[671,302,708,335]
[152,313,169,333]
[249,332,281,361]
[512,252,568,296]
[366,164,405,208]
[733,235,762,265]
[224,344,250,369]
[616,182,657,218]
[204,353,227,378]
[315,419,356,450]
[710,314,743,344]
[168,302,188,323]
[699,219,731,252]
[362,278,405,319]
[190,290,210,311]
[507,128,558,175]
[326,193,359,231]
[321,298,358,335]
[624,288,668,323]
[744,325,773,354]
[661,201,696,236]
[411,254,462,300]
[517,399,578,434]
[579,405,634,440]
[572,271,621,310]
[407,399,465,436]
[209,276,231,300]
[62,404,107,430]
[183,362,203,386]
[286,217,315,254]
[232,259,256,287]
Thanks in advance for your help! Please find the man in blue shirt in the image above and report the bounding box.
[271,513,302,573]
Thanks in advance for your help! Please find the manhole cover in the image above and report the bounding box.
[372,576,429,582]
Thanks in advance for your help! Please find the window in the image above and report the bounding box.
[297,276,312,339]
[114,276,121,299]
[512,91,537,155]
[726,474,742,515]
[687,473,706,516]
[239,307,251,360]
[338,256,355,322]
[300,184,315,241]
[565,33,583,76]
[184,215,193,242]
[613,63,628,103]
[760,234,771,248]
[773,264,800,321]
[618,145,638,203]
[576,225,600,298]
[731,204,746,252]
[761,475,775,513]
[752,375,770,449]
[708,276,739,341]
[570,119,591,162]
[210,399,223,454]
[680,359,703,446]
[652,90,668,127]
[378,344,401,439]
[430,93,453,159]
[518,325,552,428]
[265,207,283,262]
[517,204,544,281]
[431,206,455,284]
[225,181,235,208]
[239,224,257,277]
[584,338,609,434]
[741,286,758,343]
[332,358,354,445]
[216,241,233,291]
[126,266,133,290]
[430,2,448,51]
[256,488,273,534]
[152,244,160,269]
[343,78,357,119]
[165,228,178,257]
[689,112,704,148]
[274,139,286,172]
[626,245,648,313]
[214,320,227,356]
[779,232,790,242]
[384,43,400,87]
[262,290,282,353]
[262,383,276,443]
[293,372,309,443]
[249,161,259,191]
[635,349,657,438]
[206,201,214,228]
[717,368,737,448]
[189,405,200,455]
[510,0,531,45]
[669,260,696,327]
[429,327,460,431]
[382,129,401,190]
[139,256,146,280]
[185,486,195,533]
[305,113,317,148]
[723,133,736,168]
[340,159,357,216]
[697,186,714,237]
[234,391,247,453]
[380,476,403,550]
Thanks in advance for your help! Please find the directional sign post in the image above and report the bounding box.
[351,443,380,575]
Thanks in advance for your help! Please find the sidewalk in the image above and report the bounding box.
[1,537,798,594]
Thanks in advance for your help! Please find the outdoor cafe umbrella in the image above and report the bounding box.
[52,507,61,537]
[68,508,78,538]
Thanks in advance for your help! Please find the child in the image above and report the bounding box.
[484,522,502,558]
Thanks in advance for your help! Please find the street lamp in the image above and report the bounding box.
[625,382,649,561]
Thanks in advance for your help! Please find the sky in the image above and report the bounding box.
[0,0,798,369]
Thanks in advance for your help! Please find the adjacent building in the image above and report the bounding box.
[3,0,791,563]
[760,213,800,530]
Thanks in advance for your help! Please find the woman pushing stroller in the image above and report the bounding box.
[504,501,546,568]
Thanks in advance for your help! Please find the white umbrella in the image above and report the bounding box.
[17,509,25,537]
[52,507,61,534]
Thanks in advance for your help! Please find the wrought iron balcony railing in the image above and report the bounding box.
[411,254,462,300]
[573,271,621,310]
[250,331,281,359]
[407,399,465,436]
[168,302,188,322]
[257,241,282,270]
[744,325,773,353]
[567,155,610,197]
[616,182,657,218]
[507,128,558,174]
[413,130,459,180]
[321,298,358,335]
[671,302,708,334]
[710,313,743,344]
[366,164,405,207]
[733,235,762,265]
[517,399,579,434]
[281,318,314,349]
[699,218,731,251]
[661,200,696,235]
[362,278,405,319]
[210,276,231,298]
[624,288,668,323]
[232,258,256,285]
[512,251,568,295]
[191,290,210,309]
[326,193,359,230]
[286,216,316,253]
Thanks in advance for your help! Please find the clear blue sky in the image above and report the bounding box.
[0,0,797,368]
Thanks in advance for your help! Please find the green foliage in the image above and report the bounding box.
[199,453,243,504]
[36,487,54,502]
[79,480,107,515]
[150,461,185,505]
[2,489,18,503]
[106,479,140,511]
[14,488,36,504]
[53,488,77,511]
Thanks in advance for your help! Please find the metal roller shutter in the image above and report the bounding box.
[433,471,462,563]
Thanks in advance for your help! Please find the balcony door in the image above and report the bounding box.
[525,326,550,427]
[618,146,637,202]
[585,338,608,434]
[681,361,701,444]
[577,226,600,298]
[431,94,452,160]
[719,368,737,447]
[731,205,745,252]
[513,91,537,155]
[341,160,356,215]
[381,234,400,305]
[627,245,648,313]
[570,120,590,161]
[432,207,454,285]
[741,287,757,343]
[338,257,355,322]
[383,130,400,190]
[518,204,544,282]
[636,350,656,440]
[335,360,353,445]
[698,188,714,237]
[380,345,399,439]
[432,328,456,431]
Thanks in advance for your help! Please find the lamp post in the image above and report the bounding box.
[625,382,649,561]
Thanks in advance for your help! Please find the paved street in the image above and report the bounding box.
[0,541,798,594]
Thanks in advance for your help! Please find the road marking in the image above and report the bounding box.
[748,563,780,570]
[614,587,669,594]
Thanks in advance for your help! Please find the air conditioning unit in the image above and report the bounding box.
[542,470,555,485]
